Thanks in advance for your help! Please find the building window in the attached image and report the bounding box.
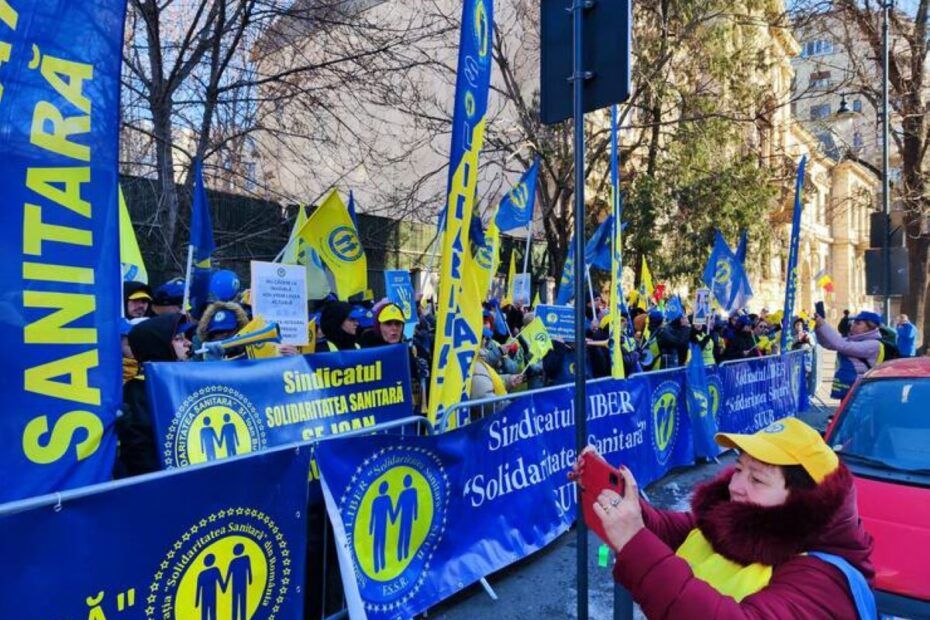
[810,104,831,120]
[853,131,863,148]
[809,70,832,90]
[802,39,834,57]
[853,98,863,112]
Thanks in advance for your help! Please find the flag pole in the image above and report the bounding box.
[586,265,597,321]
[522,226,533,274]
[181,244,194,313]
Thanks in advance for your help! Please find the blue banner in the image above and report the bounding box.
[317,370,695,619]
[384,269,417,336]
[781,156,807,350]
[0,0,126,502]
[0,444,311,619]
[717,353,805,434]
[537,304,576,341]
[317,352,806,617]
[495,157,540,232]
[147,346,413,468]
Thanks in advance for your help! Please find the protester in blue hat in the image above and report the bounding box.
[815,310,890,399]
[152,277,185,315]
[895,314,919,357]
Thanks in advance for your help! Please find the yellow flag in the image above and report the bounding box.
[532,291,541,307]
[519,317,554,364]
[503,250,516,306]
[637,256,654,310]
[610,217,626,378]
[298,190,367,300]
[283,205,333,299]
[298,317,318,355]
[119,186,148,284]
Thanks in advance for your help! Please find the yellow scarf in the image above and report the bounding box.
[676,529,773,601]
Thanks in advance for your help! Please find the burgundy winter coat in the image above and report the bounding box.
[613,465,873,619]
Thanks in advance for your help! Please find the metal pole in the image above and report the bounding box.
[882,1,892,321]
[523,227,533,275]
[571,1,590,619]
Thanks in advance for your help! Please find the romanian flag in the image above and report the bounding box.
[298,190,367,300]
[118,186,147,284]
[815,268,835,293]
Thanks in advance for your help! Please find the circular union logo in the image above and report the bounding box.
[763,422,786,434]
[164,386,267,467]
[714,258,731,285]
[340,446,449,612]
[650,380,680,465]
[276,267,286,278]
[327,226,363,262]
[148,507,291,620]
[475,245,492,270]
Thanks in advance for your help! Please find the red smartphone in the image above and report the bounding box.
[577,451,626,544]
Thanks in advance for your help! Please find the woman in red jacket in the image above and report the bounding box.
[588,417,874,619]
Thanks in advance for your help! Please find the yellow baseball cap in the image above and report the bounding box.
[378,303,406,324]
[128,290,152,301]
[715,417,839,483]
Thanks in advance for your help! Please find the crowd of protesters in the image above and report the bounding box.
[117,270,925,478]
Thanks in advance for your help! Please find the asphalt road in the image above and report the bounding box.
[429,369,838,620]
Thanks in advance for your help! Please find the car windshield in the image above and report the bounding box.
[830,378,930,473]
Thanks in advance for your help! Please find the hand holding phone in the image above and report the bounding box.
[576,450,626,544]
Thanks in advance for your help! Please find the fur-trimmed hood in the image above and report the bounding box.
[692,464,873,578]
[196,301,249,343]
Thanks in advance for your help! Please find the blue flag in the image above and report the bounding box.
[0,0,126,501]
[702,230,753,312]
[686,343,720,459]
[585,214,614,270]
[781,156,807,351]
[665,295,685,322]
[188,158,216,317]
[735,230,748,264]
[0,445,311,619]
[496,157,540,231]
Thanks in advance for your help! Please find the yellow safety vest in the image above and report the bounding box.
[326,341,360,352]
[676,529,773,601]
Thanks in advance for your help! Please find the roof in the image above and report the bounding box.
[864,357,930,380]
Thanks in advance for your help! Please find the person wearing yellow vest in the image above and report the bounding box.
[580,418,874,619]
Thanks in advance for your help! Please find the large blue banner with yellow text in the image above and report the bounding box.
[317,369,695,619]
[0,0,126,502]
[147,346,413,468]
[317,352,806,618]
[0,444,311,619]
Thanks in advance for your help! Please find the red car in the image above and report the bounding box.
[825,357,930,619]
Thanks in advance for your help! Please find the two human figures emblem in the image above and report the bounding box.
[200,414,240,461]
[369,475,419,574]
[194,544,253,620]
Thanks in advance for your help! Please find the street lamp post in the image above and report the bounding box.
[881,0,893,321]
